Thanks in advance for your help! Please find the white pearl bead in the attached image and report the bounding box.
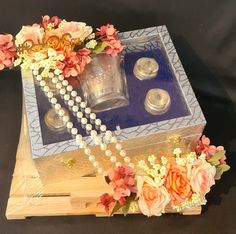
[58,109,65,116]
[40,80,46,87]
[93,161,99,168]
[80,102,86,109]
[90,113,96,120]
[90,130,97,138]
[100,143,107,151]
[56,83,62,89]
[86,124,92,131]
[115,143,122,151]
[95,119,101,126]
[68,100,74,107]
[94,136,101,145]
[43,86,50,92]
[111,136,118,143]
[72,106,79,112]
[52,77,58,84]
[47,92,53,98]
[71,91,77,97]
[129,163,134,168]
[110,156,116,163]
[66,85,73,92]
[84,148,91,155]
[75,96,82,103]
[80,141,87,148]
[89,155,95,162]
[62,80,68,86]
[85,108,91,115]
[58,75,64,81]
[75,134,83,143]
[50,97,57,104]
[115,162,122,167]
[100,125,107,132]
[63,94,70,101]
[62,115,69,123]
[66,122,73,129]
[33,70,38,75]
[55,103,61,110]
[105,150,112,157]
[59,88,66,95]
[124,156,130,163]
[48,72,54,78]
[76,111,83,119]
[97,168,104,174]
[71,128,78,135]
[81,118,87,125]
[105,130,112,139]
[36,75,42,81]
[120,150,126,157]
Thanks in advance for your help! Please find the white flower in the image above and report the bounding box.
[86,39,97,49]
[173,148,182,155]
[161,156,168,165]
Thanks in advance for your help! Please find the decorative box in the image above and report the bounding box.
[21,25,206,183]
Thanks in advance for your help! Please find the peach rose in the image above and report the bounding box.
[137,176,170,216]
[59,20,93,41]
[15,24,45,46]
[187,160,216,196]
[164,164,192,205]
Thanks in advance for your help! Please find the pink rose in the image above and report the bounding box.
[0,34,16,70]
[164,164,192,205]
[187,160,216,196]
[59,21,93,41]
[15,24,45,47]
[137,176,170,216]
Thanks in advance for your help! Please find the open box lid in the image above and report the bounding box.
[21,25,206,159]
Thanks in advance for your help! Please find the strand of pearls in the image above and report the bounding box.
[35,70,134,173]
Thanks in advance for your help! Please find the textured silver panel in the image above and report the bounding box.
[21,26,206,159]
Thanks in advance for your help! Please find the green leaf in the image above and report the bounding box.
[93,41,108,54]
[122,193,137,216]
[207,150,226,166]
[109,201,122,216]
[215,164,230,180]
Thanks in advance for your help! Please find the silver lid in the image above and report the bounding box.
[44,108,70,131]
[144,88,171,115]
[133,57,159,80]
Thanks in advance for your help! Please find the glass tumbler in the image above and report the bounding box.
[80,53,129,113]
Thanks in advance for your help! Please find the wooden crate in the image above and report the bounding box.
[5,112,201,219]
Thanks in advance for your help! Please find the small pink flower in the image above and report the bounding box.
[195,135,226,164]
[187,160,216,196]
[0,34,16,70]
[96,24,118,40]
[57,48,91,81]
[96,24,124,56]
[107,166,137,205]
[41,15,61,29]
[98,193,115,213]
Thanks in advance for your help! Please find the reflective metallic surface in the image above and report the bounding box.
[144,88,171,115]
[44,108,70,131]
[133,57,159,80]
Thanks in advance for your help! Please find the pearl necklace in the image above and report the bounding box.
[34,69,133,174]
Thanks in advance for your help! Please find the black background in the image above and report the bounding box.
[0,0,236,233]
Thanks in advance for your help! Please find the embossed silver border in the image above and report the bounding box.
[22,25,206,159]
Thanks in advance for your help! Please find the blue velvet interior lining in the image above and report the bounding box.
[34,47,190,145]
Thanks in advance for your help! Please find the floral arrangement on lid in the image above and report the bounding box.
[0,15,123,86]
[98,135,230,216]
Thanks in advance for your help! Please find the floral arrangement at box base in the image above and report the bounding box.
[98,135,230,216]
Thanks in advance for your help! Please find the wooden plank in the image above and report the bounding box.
[6,108,202,219]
